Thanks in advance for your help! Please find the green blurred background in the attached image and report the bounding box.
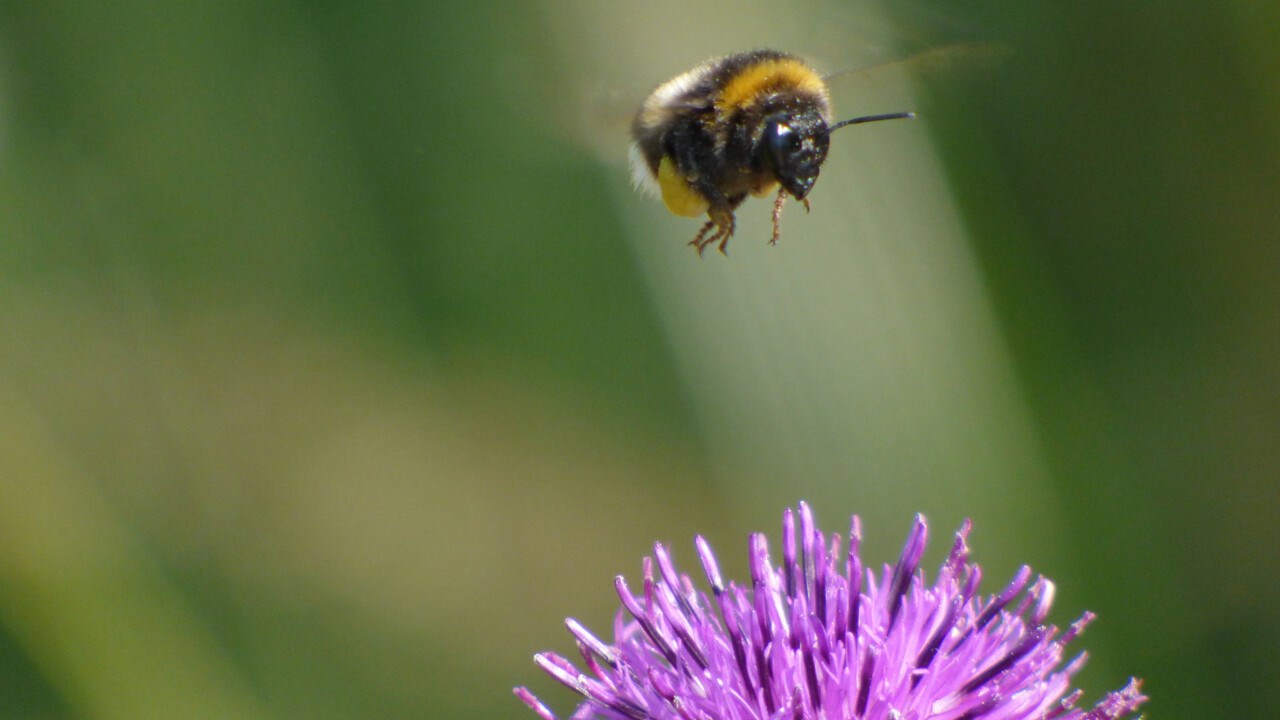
[0,0,1275,718]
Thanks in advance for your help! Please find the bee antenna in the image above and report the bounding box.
[828,111,915,134]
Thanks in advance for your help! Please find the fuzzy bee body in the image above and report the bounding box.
[629,49,911,256]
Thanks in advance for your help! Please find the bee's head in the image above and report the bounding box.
[764,111,829,200]
[765,109,916,199]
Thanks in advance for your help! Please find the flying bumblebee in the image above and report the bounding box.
[629,49,914,256]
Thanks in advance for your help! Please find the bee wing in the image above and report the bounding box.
[822,43,1010,95]
[548,77,638,166]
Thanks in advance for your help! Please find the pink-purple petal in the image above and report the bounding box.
[519,505,1146,720]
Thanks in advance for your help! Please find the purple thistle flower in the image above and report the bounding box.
[516,503,1146,720]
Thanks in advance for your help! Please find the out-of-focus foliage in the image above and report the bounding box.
[0,1,1274,719]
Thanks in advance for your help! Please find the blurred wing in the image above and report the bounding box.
[575,82,640,167]
[823,43,1011,95]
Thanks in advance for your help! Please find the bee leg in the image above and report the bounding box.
[770,188,788,245]
[714,224,733,255]
[708,206,736,256]
[689,220,717,256]
[689,207,735,257]
[801,197,811,213]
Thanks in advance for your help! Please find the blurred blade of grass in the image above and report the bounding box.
[0,387,273,720]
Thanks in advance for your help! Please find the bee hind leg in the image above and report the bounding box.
[689,220,718,257]
[715,228,732,255]
[691,208,735,257]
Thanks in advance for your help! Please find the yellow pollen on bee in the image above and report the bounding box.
[657,157,711,217]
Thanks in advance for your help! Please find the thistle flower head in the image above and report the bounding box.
[516,503,1146,720]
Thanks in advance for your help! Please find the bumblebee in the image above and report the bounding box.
[629,49,913,256]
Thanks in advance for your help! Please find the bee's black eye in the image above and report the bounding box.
[770,122,801,158]
[765,118,827,200]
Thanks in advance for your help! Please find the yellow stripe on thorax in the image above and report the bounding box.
[715,58,827,115]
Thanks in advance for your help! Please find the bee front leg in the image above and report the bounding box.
[770,189,788,246]
[769,189,811,246]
